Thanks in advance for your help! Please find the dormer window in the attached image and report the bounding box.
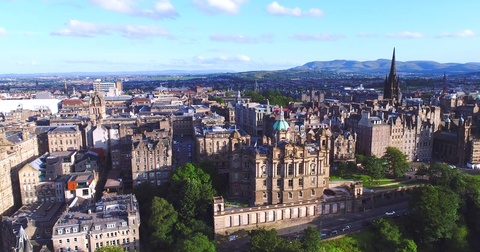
[95,225,101,230]
[57,228,63,234]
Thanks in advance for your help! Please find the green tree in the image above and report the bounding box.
[249,228,283,252]
[407,185,460,247]
[383,147,409,178]
[168,163,216,223]
[372,218,416,252]
[174,233,216,252]
[149,197,178,249]
[364,155,386,181]
[301,226,323,252]
[95,246,124,252]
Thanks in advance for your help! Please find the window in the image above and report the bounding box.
[288,179,293,187]
[288,164,293,176]
[57,229,63,234]
[276,179,281,187]
[288,192,293,199]
[263,192,267,199]
[310,164,316,173]
[299,191,303,197]
[311,177,316,185]
[262,166,267,175]
[298,163,304,174]
[276,163,281,176]
[311,189,316,196]
[299,178,304,187]
[263,180,267,187]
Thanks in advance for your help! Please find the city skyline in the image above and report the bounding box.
[0,0,479,74]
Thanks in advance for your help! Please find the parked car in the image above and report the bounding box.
[342,225,351,232]
[385,210,396,216]
[321,232,327,238]
[330,230,338,235]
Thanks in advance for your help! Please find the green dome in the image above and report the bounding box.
[273,108,289,131]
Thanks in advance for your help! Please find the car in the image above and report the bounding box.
[330,230,338,235]
[385,210,396,216]
[321,232,327,238]
[342,225,351,232]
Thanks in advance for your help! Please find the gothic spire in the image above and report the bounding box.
[389,47,396,77]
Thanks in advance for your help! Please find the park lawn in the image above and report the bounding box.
[321,230,375,252]
[362,178,397,187]
[367,179,428,190]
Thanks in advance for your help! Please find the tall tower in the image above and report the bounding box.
[383,48,400,104]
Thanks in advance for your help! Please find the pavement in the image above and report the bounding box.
[217,200,410,252]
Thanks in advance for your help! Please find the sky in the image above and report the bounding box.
[0,0,479,74]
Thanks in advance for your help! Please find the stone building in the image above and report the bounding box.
[51,194,140,252]
[47,125,83,152]
[226,108,332,206]
[0,126,39,215]
[195,125,250,173]
[131,132,173,187]
[355,111,391,158]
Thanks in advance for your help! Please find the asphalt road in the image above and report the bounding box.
[217,200,409,252]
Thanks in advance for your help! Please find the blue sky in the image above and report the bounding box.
[0,0,478,74]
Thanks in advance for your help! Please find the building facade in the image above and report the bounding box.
[52,194,140,252]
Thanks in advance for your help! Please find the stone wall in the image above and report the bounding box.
[213,196,354,236]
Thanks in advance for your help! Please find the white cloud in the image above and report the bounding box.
[386,31,423,39]
[51,20,171,39]
[119,25,170,38]
[89,0,178,19]
[193,0,248,15]
[437,29,475,38]
[51,20,109,37]
[0,27,6,36]
[266,2,323,17]
[89,0,133,13]
[291,33,345,41]
[210,33,257,43]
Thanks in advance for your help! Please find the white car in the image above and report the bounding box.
[385,210,396,216]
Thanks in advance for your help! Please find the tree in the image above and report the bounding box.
[149,197,178,249]
[407,185,460,247]
[95,246,124,252]
[383,147,409,178]
[168,163,216,223]
[372,218,416,252]
[249,228,283,252]
[174,233,216,252]
[301,226,323,252]
[364,155,386,181]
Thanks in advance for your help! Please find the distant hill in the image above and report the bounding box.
[292,59,480,74]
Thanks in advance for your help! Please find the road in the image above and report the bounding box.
[217,200,409,252]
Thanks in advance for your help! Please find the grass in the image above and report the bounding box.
[367,179,428,189]
[321,230,376,252]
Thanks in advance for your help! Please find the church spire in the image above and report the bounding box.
[389,47,396,77]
